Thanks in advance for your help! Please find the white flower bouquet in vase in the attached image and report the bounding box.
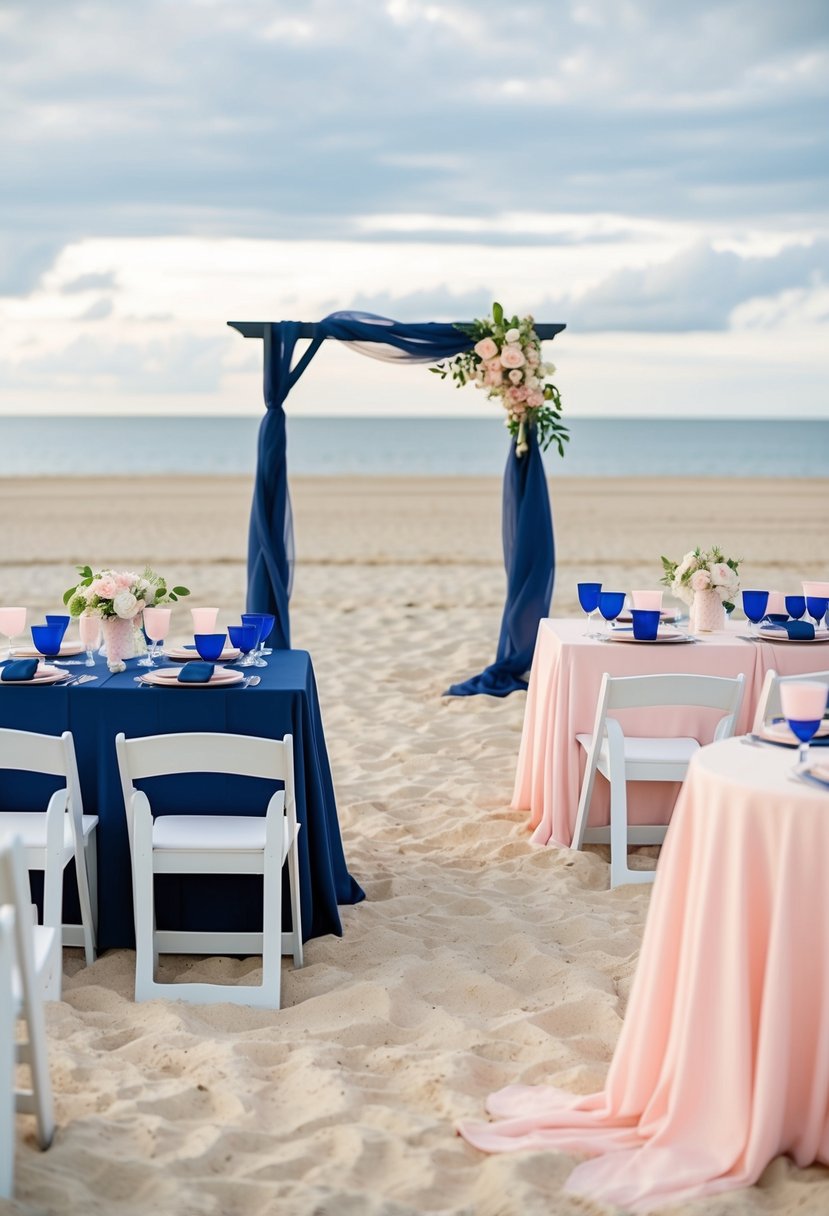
[660,547,740,633]
[63,566,190,671]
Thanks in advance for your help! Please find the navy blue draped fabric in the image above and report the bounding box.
[446,428,554,697]
[246,311,555,695]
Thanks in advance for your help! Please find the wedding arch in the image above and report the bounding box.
[229,312,566,697]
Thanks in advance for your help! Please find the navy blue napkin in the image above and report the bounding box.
[1,658,39,682]
[177,662,214,683]
[784,620,815,640]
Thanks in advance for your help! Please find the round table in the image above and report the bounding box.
[461,737,829,1211]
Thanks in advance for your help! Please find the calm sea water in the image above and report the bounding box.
[0,416,826,477]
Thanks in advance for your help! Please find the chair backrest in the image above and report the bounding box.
[0,728,84,845]
[0,837,41,1014]
[752,668,829,733]
[115,731,296,826]
[0,903,13,1199]
[595,671,745,740]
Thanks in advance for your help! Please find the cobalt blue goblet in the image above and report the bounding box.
[45,614,70,644]
[806,597,829,631]
[785,595,806,621]
[228,623,258,668]
[741,590,769,637]
[577,582,602,637]
[598,591,626,636]
[241,613,272,667]
[31,623,65,665]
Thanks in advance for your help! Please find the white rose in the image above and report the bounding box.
[505,328,521,343]
[671,577,694,606]
[113,590,139,619]
[508,369,523,384]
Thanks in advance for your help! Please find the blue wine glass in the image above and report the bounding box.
[806,596,829,631]
[577,582,602,637]
[255,613,276,657]
[228,623,258,668]
[598,591,626,636]
[781,682,829,768]
[31,623,65,666]
[241,613,270,667]
[785,595,806,621]
[193,632,226,662]
[45,614,70,644]
[741,590,769,637]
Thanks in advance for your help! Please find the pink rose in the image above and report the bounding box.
[500,345,526,369]
[92,576,118,599]
[508,369,523,385]
[690,569,711,592]
[485,369,504,386]
[508,385,529,403]
[484,356,502,372]
[527,389,544,407]
[115,572,134,590]
[474,337,499,361]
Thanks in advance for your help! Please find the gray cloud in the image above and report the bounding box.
[560,240,829,331]
[0,0,826,270]
[346,286,495,322]
[61,271,118,294]
[2,333,228,393]
[78,296,114,321]
[0,236,66,295]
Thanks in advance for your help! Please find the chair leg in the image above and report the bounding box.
[572,748,599,851]
[0,912,15,1199]
[287,841,303,969]
[131,808,156,1002]
[75,830,97,966]
[261,814,284,1009]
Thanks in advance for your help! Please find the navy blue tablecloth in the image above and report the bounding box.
[0,651,364,951]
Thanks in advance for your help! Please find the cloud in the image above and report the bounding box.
[78,296,114,320]
[346,285,495,321]
[61,271,118,294]
[2,333,229,393]
[561,240,829,331]
[0,236,65,296]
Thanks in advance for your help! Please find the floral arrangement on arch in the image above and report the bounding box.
[660,547,740,613]
[63,566,190,620]
[431,302,568,457]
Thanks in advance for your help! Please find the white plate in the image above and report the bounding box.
[14,640,84,658]
[164,645,241,662]
[0,664,70,686]
[761,719,829,744]
[757,627,829,643]
[608,630,694,645]
[139,666,244,688]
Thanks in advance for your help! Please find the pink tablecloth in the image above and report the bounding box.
[514,619,828,846]
[464,737,829,1209]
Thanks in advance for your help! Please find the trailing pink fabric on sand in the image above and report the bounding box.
[460,737,829,1210]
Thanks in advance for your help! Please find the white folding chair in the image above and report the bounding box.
[0,835,59,1180]
[0,904,14,1198]
[115,731,303,1008]
[752,668,829,734]
[0,728,97,964]
[572,672,745,888]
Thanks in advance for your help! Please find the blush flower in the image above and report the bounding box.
[500,346,526,369]
[474,337,499,361]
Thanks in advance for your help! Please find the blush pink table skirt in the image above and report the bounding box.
[513,619,828,847]
[464,738,829,1209]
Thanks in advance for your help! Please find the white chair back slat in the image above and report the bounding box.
[605,672,745,713]
[0,729,69,778]
[117,732,289,782]
[0,905,14,1199]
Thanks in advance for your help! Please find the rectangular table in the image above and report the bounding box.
[0,650,364,951]
[514,619,829,847]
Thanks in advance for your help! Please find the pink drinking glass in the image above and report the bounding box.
[0,607,27,659]
[78,614,101,667]
[630,590,664,613]
[780,681,829,768]
[141,606,172,667]
[190,607,219,634]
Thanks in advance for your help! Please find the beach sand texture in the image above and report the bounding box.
[2,473,829,1216]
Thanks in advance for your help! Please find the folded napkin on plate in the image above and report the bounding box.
[1,658,39,682]
[784,620,815,640]
[177,662,214,684]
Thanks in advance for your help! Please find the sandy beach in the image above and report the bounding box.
[2,473,829,1216]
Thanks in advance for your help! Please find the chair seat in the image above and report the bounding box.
[0,812,98,851]
[576,734,700,770]
[152,814,274,851]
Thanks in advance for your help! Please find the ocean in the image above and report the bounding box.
[0,416,826,478]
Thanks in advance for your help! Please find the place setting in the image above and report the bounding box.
[578,584,695,644]
[134,608,274,687]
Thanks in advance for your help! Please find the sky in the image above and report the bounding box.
[1,0,828,418]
